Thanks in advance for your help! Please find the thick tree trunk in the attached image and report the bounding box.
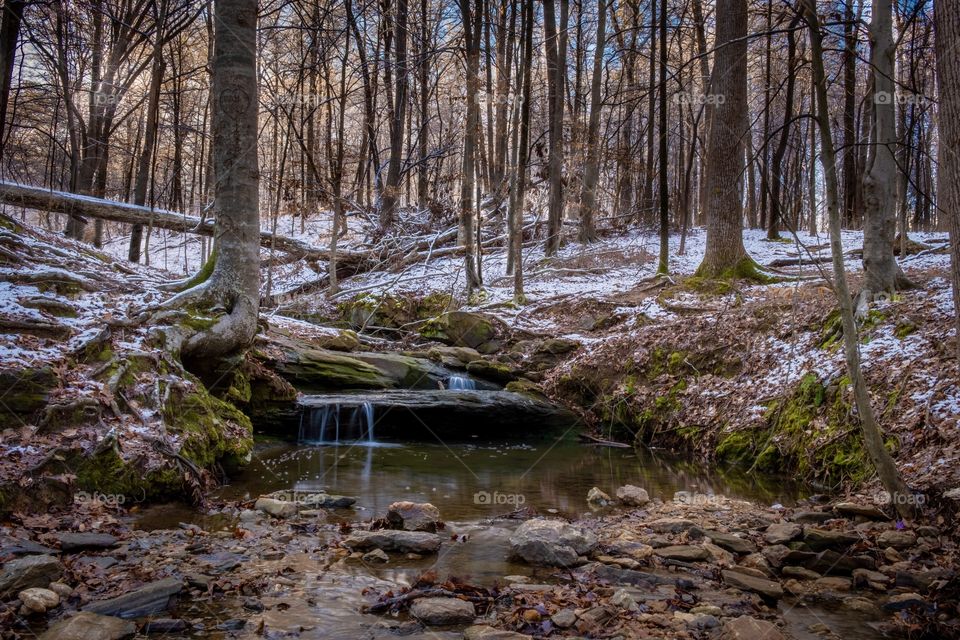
[768,16,800,240]
[805,0,915,520]
[935,0,960,361]
[543,0,568,256]
[656,0,668,273]
[842,0,859,229]
[459,0,481,293]
[381,0,409,229]
[0,0,26,166]
[577,0,605,244]
[861,0,909,296]
[696,0,749,277]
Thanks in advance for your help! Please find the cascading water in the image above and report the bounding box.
[447,375,477,390]
[299,402,376,444]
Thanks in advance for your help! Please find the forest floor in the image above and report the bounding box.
[1,210,959,638]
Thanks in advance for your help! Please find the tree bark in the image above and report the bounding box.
[656,0,668,272]
[459,0,482,293]
[577,0,605,244]
[381,0,409,230]
[805,0,915,520]
[935,0,960,361]
[543,0,568,256]
[696,0,750,277]
[0,0,26,166]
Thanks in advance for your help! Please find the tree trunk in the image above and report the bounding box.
[381,0,409,230]
[861,0,909,296]
[0,0,26,166]
[656,0,668,273]
[543,0,568,256]
[805,0,915,520]
[577,0,605,244]
[842,0,859,229]
[768,15,801,240]
[459,0,482,293]
[935,0,960,361]
[695,0,749,277]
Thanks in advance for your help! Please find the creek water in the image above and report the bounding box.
[134,433,885,639]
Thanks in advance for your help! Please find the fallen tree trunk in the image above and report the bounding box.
[0,181,367,270]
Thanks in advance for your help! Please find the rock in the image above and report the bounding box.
[877,529,917,549]
[703,542,735,566]
[728,565,771,580]
[648,518,696,533]
[18,587,60,613]
[739,553,775,577]
[852,568,890,590]
[615,485,650,506]
[509,519,597,567]
[420,311,502,353]
[362,549,389,563]
[834,502,888,520]
[943,487,960,500]
[39,612,135,640]
[0,536,57,557]
[0,555,63,598]
[387,501,441,532]
[55,533,118,553]
[705,530,756,555]
[466,359,518,384]
[551,609,577,628]
[463,625,531,639]
[83,577,182,618]
[654,545,709,561]
[141,619,189,633]
[49,582,73,597]
[803,528,860,550]
[254,497,298,518]
[782,566,821,580]
[575,605,616,634]
[409,597,476,625]
[720,616,786,640]
[764,523,802,545]
[586,487,613,507]
[791,510,833,524]
[293,492,357,508]
[761,545,790,568]
[587,562,680,587]
[884,592,928,611]
[342,530,442,554]
[894,567,953,592]
[427,345,483,367]
[675,611,720,629]
[610,588,639,611]
[722,570,783,600]
[814,576,852,592]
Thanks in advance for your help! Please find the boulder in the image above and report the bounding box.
[408,597,476,625]
[720,616,786,640]
[884,592,928,611]
[342,530,442,554]
[586,487,613,507]
[510,519,597,567]
[722,569,783,600]
[0,555,63,598]
[466,359,518,384]
[386,501,441,532]
[764,523,802,545]
[19,587,60,613]
[420,311,502,353]
[361,549,389,563]
[551,609,577,628]
[83,577,182,618]
[615,485,650,506]
[39,612,135,640]
[834,502,888,520]
[790,510,833,524]
[254,497,298,519]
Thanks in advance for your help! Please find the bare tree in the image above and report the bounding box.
[577,0,605,244]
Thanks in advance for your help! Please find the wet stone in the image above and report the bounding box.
[39,612,135,640]
[763,523,802,545]
[409,597,476,625]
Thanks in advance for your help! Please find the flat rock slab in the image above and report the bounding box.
[648,518,696,533]
[39,612,135,640]
[464,625,532,639]
[409,597,476,625]
[83,577,182,618]
[763,523,802,545]
[654,545,710,561]
[790,510,833,524]
[509,518,597,567]
[0,536,57,557]
[0,554,63,598]
[834,502,888,520]
[586,562,685,587]
[720,615,786,640]
[803,528,860,550]
[55,533,118,552]
[342,530,441,554]
[722,569,783,600]
[705,531,756,555]
[877,529,917,549]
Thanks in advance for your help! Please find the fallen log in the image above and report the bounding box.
[0,181,368,270]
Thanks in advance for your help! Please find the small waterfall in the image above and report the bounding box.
[448,375,476,390]
[299,402,376,444]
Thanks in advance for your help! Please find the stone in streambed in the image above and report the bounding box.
[877,529,917,549]
[586,487,613,507]
[615,485,650,506]
[509,518,597,567]
[409,597,476,625]
[362,549,389,563]
[721,569,783,600]
[834,502,888,520]
[55,533,118,553]
[387,501,441,532]
[654,545,709,562]
[18,587,60,614]
[39,612,134,640]
[0,555,63,598]
[83,577,182,618]
[705,530,755,555]
[648,518,696,533]
[720,616,786,640]
[764,523,802,545]
[342,530,441,554]
[803,527,860,550]
[255,497,297,518]
[463,625,532,639]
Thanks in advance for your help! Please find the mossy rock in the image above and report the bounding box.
[338,292,454,331]
[466,359,518,384]
[419,311,502,353]
[504,378,548,400]
[274,346,395,390]
[0,366,57,419]
[351,352,448,389]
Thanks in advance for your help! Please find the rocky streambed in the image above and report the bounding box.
[1,473,957,639]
